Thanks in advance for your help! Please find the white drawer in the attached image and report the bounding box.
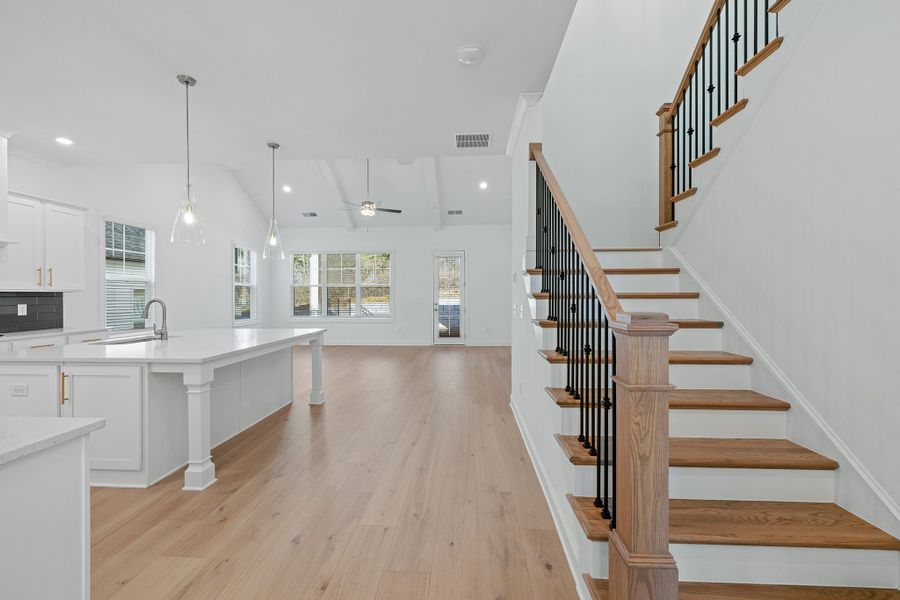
[11,335,67,352]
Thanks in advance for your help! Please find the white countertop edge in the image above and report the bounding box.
[0,327,110,343]
[0,417,106,466]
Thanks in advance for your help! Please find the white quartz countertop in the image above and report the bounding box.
[0,328,325,364]
[0,417,106,466]
[0,326,109,342]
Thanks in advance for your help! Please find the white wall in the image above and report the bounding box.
[268,225,512,346]
[667,0,900,532]
[540,0,710,247]
[7,153,271,331]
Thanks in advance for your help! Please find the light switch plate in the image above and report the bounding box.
[17,304,27,316]
[10,384,28,397]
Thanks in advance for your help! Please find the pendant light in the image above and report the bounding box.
[263,142,285,260]
[170,74,205,245]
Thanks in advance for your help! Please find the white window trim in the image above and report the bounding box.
[100,216,158,332]
[288,250,394,323]
[232,242,259,327]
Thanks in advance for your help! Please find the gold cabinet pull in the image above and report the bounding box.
[30,343,56,349]
[60,371,66,406]
[81,338,102,343]
[37,267,42,286]
[48,267,53,287]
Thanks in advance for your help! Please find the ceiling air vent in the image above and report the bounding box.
[302,212,318,217]
[447,209,463,216]
[455,133,490,149]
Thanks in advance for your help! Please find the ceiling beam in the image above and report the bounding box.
[316,159,356,232]
[423,157,443,231]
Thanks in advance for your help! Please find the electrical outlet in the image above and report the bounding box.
[10,384,28,397]
[17,304,27,316]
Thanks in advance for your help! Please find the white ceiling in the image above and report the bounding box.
[233,155,512,227]
[0,0,575,226]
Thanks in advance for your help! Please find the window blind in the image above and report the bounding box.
[104,221,157,331]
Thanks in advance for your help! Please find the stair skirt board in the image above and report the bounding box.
[538,325,722,352]
[547,363,751,389]
[557,404,786,439]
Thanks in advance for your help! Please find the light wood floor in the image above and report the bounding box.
[90,345,578,600]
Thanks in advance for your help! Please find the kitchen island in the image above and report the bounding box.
[0,328,325,491]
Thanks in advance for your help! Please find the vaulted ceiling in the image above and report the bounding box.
[0,0,575,225]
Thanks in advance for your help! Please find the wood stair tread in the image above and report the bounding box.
[531,318,724,329]
[556,435,837,470]
[655,220,679,232]
[526,267,680,275]
[584,575,900,600]
[568,495,900,550]
[530,291,700,300]
[539,349,753,365]
[546,387,788,411]
[617,291,700,299]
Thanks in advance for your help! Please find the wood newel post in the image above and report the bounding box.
[608,312,678,600]
[656,104,674,227]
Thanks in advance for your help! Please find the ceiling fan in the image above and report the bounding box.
[340,159,402,216]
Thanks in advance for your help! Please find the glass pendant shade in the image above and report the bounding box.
[170,184,206,245]
[263,218,284,260]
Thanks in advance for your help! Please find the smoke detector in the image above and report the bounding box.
[457,45,484,66]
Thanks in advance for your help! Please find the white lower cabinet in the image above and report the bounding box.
[62,365,142,471]
[0,364,59,416]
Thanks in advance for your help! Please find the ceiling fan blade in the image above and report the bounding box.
[375,208,402,214]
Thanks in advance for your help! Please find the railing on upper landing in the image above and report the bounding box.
[657,0,789,232]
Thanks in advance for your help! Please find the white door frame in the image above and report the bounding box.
[433,251,466,345]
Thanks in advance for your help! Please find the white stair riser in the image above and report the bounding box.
[606,274,680,292]
[559,406,786,439]
[586,540,898,587]
[595,251,663,269]
[535,322,722,351]
[565,463,833,503]
[549,363,750,389]
[528,273,681,294]
[618,297,698,319]
[671,544,900,588]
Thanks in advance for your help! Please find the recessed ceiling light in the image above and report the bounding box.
[457,45,484,66]
[282,185,292,193]
[55,137,74,146]
[479,181,488,190]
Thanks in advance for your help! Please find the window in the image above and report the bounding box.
[104,220,157,331]
[292,252,391,318]
[233,245,258,323]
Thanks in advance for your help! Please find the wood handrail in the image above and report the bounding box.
[529,143,625,321]
[664,0,728,121]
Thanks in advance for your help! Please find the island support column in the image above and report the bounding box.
[309,334,325,405]
[183,366,217,491]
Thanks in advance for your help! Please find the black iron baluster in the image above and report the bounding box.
[716,9,722,117]
[708,24,715,149]
[693,66,699,162]
[765,0,770,44]
[725,0,730,106]
[734,0,741,101]
[700,51,706,155]
[744,0,749,64]
[610,329,617,529]
[754,0,759,55]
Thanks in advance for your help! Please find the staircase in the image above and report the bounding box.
[522,243,900,597]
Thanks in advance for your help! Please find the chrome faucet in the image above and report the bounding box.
[142,298,169,340]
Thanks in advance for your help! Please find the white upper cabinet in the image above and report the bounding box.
[0,194,84,292]
[0,195,44,290]
[43,203,84,291]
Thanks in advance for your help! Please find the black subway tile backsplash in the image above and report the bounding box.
[0,292,63,334]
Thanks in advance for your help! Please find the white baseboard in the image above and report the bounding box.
[669,246,900,534]
[510,394,592,600]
